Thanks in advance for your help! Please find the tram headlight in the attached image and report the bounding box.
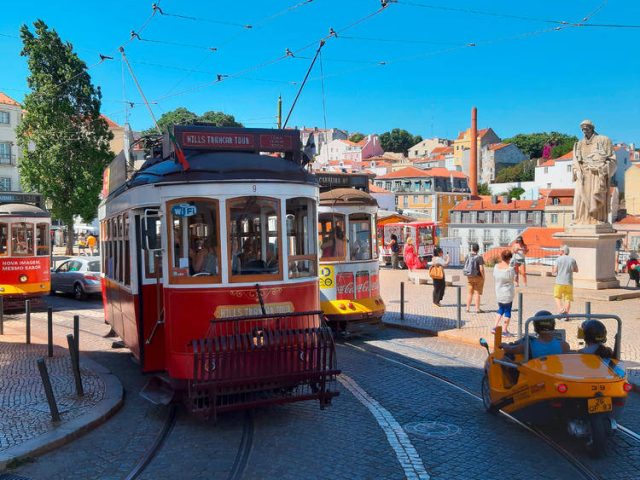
[19,274,28,283]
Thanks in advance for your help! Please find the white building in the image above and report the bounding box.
[299,127,348,158]
[315,134,383,165]
[0,93,23,192]
[408,137,450,159]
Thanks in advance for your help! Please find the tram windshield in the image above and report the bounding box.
[228,196,280,280]
[318,213,346,261]
[349,213,373,261]
[36,223,50,256]
[286,197,317,279]
[12,222,34,256]
[169,199,221,280]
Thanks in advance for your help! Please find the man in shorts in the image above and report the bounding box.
[464,243,485,313]
[552,245,578,315]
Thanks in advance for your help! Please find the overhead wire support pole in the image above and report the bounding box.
[119,47,162,134]
[283,40,326,128]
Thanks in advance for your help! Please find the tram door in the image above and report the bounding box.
[137,209,166,372]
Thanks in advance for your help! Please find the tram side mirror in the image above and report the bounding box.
[142,209,163,251]
[479,338,490,356]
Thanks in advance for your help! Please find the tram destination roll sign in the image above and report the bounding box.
[174,126,299,153]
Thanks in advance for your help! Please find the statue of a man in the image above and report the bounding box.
[572,120,616,225]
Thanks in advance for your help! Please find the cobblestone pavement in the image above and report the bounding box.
[0,341,105,454]
[6,294,640,479]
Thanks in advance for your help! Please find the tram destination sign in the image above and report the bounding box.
[174,126,300,154]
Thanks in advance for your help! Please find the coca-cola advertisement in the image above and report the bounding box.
[336,272,354,300]
[355,271,370,300]
[370,273,379,298]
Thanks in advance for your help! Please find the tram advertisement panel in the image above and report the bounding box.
[0,257,50,282]
[319,262,379,302]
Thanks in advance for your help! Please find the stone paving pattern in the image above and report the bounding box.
[0,339,105,454]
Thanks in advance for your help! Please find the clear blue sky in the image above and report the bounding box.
[1,1,638,144]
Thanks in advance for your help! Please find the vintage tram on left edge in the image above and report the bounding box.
[99,126,339,418]
[0,195,51,310]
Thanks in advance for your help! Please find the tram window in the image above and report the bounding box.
[36,223,49,256]
[348,214,373,261]
[286,198,317,279]
[0,222,7,255]
[11,222,34,256]
[228,196,280,280]
[117,215,124,283]
[318,213,346,261]
[168,199,221,283]
[124,215,130,285]
[142,214,163,279]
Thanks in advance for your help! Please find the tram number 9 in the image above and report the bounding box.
[252,185,256,192]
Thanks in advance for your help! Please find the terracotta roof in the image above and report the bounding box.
[452,197,545,212]
[430,146,453,154]
[363,160,392,167]
[538,159,555,167]
[488,142,510,151]
[377,166,467,180]
[369,183,391,193]
[0,92,20,106]
[456,127,492,141]
[616,215,640,225]
[521,227,563,248]
[556,151,573,160]
[339,139,363,147]
[101,114,121,129]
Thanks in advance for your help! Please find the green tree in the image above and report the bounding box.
[17,20,113,254]
[199,110,243,127]
[477,183,491,195]
[349,132,365,143]
[143,108,243,135]
[503,132,577,158]
[495,159,536,183]
[379,129,423,155]
[507,186,525,200]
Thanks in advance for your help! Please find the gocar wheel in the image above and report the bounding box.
[481,373,497,414]
[586,414,611,458]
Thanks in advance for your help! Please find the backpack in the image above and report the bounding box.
[429,264,444,280]
[463,254,480,277]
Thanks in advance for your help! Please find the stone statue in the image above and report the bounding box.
[572,120,617,225]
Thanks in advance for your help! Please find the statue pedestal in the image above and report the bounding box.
[553,224,624,290]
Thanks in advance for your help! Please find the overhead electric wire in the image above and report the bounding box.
[134,36,217,51]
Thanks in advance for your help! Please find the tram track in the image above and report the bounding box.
[342,341,609,480]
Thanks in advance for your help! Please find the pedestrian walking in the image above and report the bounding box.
[627,252,640,288]
[511,235,528,287]
[77,233,87,256]
[430,246,450,307]
[403,237,419,270]
[552,245,579,315]
[389,234,399,269]
[463,243,485,313]
[86,233,97,256]
[492,250,516,336]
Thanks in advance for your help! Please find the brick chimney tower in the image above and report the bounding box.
[470,107,478,197]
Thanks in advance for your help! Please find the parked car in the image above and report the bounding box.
[51,256,101,300]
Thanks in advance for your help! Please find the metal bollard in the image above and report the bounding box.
[585,301,591,320]
[456,286,462,329]
[0,295,3,336]
[26,299,31,344]
[66,334,84,396]
[47,307,54,358]
[37,358,61,422]
[400,282,405,321]
[517,292,523,338]
[73,315,80,353]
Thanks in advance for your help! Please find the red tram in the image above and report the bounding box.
[0,198,51,309]
[99,126,339,417]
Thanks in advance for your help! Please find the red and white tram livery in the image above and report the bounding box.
[99,126,339,417]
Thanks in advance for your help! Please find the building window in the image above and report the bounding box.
[0,177,11,192]
[499,229,510,245]
[451,228,459,238]
[413,195,418,203]
[547,183,551,189]
[567,164,572,172]
[483,229,492,242]
[0,111,9,124]
[0,143,11,164]
[544,167,548,174]
[550,213,558,224]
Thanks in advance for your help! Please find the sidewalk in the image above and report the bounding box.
[379,267,640,389]
[0,321,122,472]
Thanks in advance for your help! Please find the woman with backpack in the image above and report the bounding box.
[430,247,450,307]
[464,243,485,313]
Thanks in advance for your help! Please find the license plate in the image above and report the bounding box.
[587,397,612,414]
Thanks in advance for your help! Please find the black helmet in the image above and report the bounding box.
[581,320,607,344]
[533,310,555,333]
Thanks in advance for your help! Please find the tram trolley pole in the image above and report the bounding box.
[456,286,462,329]
[37,358,61,423]
[517,292,523,338]
[26,299,31,344]
[66,334,84,397]
[400,282,405,321]
[47,307,54,358]
[585,301,591,321]
[0,295,4,336]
